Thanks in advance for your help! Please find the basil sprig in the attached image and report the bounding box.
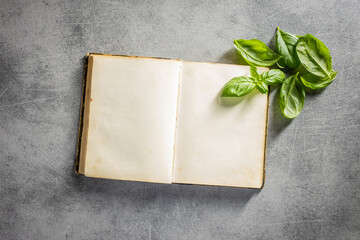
[221,66,285,97]
[221,27,337,119]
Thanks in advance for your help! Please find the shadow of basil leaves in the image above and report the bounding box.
[218,48,248,65]
[267,85,293,139]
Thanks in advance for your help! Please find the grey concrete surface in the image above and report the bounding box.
[1,0,359,239]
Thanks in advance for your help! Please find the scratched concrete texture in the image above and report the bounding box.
[0,0,359,239]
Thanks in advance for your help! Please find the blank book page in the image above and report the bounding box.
[172,61,268,188]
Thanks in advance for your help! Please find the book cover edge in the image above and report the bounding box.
[260,90,270,189]
[74,53,91,175]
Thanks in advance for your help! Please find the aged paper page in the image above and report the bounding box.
[172,62,268,188]
[83,55,181,183]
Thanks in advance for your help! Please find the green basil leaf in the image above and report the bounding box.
[300,70,337,89]
[296,34,333,78]
[234,39,281,67]
[221,76,256,97]
[250,66,260,80]
[279,73,305,118]
[256,81,269,94]
[275,27,300,69]
[260,69,285,85]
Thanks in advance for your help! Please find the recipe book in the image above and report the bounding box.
[76,53,269,188]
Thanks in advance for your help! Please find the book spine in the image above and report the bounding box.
[74,54,90,174]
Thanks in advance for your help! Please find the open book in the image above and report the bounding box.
[76,53,269,188]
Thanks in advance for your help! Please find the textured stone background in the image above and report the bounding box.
[1,0,359,239]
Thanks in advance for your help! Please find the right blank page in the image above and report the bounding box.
[172,61,268,188]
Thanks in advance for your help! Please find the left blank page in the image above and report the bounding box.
[81,55,181,183]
